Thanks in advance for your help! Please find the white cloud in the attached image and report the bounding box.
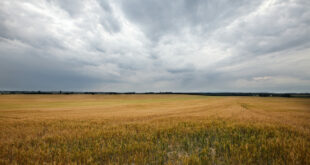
[0,0,309,92]
[253,76,272,81]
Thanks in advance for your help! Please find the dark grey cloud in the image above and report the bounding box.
[119,0,262,40]
[0,42,101,91]
[0,0,309,92]
[49,0,84,17]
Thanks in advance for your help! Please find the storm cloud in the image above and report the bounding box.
[0,0,309,92]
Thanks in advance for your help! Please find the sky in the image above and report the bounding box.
[0,0,310,92]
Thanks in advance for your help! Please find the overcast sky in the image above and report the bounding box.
[0,0,310,92]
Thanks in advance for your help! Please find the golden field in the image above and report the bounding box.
[0,94,309,164]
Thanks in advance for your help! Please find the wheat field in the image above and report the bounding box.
[0,94,309,164]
